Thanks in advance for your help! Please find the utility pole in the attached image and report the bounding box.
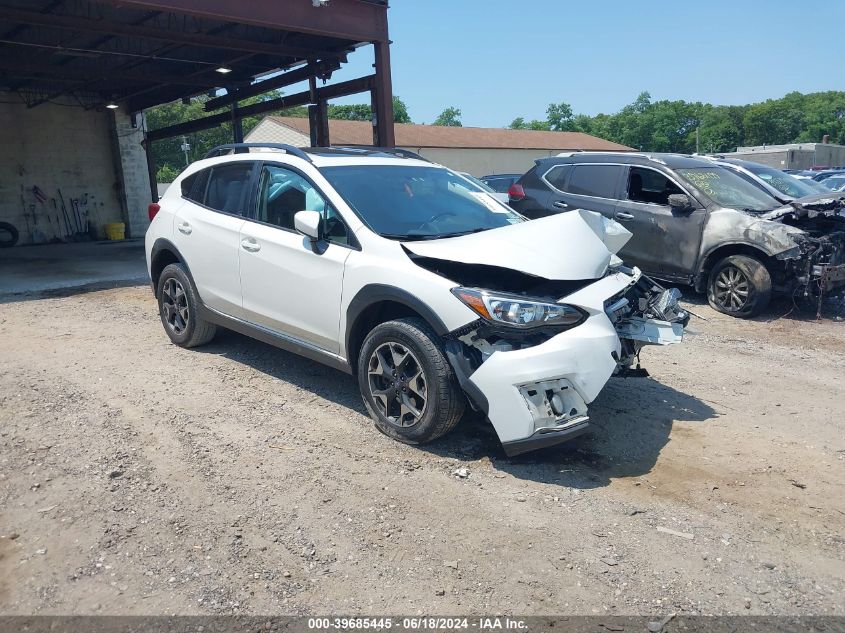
[180,136,191,167]
[696,127,700,154]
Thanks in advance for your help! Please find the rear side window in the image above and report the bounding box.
[205,163,254,215]
[484,177,515,193]
[181,168,209,203]
[566,165,621,198]
[544,165,572,191]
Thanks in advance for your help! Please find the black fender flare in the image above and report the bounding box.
[149,238,198,297]
[344,284,450,364]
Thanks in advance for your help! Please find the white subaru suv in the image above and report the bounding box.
[145,144,687,455]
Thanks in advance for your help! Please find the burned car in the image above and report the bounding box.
[509,152,845,317]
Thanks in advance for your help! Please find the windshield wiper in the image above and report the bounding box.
[381,228,491,241]
[433,227,492,239]
[379,232,436,241]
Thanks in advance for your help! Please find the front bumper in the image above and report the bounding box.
[449,269,685,454]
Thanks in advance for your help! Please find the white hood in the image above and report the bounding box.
[403,209,632,280]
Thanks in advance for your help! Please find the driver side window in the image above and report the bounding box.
[627,167,682,206]
[256,165,349,245]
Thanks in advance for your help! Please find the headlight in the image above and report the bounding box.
[451,287,586,330]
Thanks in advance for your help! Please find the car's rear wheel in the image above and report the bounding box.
[0,222,19,248]
[707,254,771,318]
[357,317,465,445]
[156,263,217,348]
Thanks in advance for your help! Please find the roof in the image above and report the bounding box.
[261,116,634,151]
[539,152,714,169]
[0,0,388,112]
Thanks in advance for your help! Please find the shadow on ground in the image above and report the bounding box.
[681,285,845,323]
[198,329,717,490]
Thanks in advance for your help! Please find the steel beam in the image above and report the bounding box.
[372,40,395,147]
[91,0,389,42]
[0,6,347,59]
[146,74,376,141]
[204,59,342,112]
[0,58,244,88]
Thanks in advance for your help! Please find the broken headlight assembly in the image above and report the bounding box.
[451,287,587,330]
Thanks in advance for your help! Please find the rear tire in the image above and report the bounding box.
[0,222,19,248]
[156,263,217,348]
[357,317,465,445]
[707,255,771,318]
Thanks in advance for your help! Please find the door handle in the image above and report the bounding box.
[553,201,569,209]
[177,221,192,235]
[615,212,635,221]
[240,237,261,253]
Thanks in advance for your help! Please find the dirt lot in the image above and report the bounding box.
[1,285,843,616]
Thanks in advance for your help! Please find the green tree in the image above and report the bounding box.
[155,164,180,184]
[546,102,574,131]
[509,117,550,131]
[433,107,462,127]
[510,90,845,153]
[327,96,412,124]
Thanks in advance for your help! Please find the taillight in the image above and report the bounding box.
[508,183,525,201]
[148,203,161,221]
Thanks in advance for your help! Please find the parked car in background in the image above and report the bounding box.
[701,157,830,203]
[811,169,845,182]
[509,152,845,318]
[480,173,522,194]
[145,143,687,456]
[458,172,509,203]
[820,174,845,192]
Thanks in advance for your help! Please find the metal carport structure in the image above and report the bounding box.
[0,0,394,242]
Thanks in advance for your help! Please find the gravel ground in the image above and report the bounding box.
[0,285,843,616]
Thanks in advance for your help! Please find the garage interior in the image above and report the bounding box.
[0,0,394,291]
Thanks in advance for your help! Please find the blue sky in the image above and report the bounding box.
[323,0,841,128]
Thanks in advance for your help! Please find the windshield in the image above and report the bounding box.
[320,165,524,239]
[744,164,829,198]
[821,175,845,191]
[676,167,780,211]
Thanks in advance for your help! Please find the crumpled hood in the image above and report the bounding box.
[760,192,845,222]
[403,209,632,280]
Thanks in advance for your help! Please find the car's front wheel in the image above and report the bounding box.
[707,254,771,318]
[357,317,465,445]
[156,263,217,348]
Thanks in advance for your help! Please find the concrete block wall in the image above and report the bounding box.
[113,109,152,238]
[0,95,125,245]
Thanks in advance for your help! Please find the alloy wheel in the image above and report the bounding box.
[367,342,427,427]
[161,277,189,334]
[713,265,750,311]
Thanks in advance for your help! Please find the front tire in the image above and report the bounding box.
[156,263,217,348]
[707,255,771,318]
[357,317,466,445]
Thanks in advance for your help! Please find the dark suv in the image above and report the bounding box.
[509,152,845,318]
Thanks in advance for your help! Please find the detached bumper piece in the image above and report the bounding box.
[503,378,591,456]
[501,418,590,457]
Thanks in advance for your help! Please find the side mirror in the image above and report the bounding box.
[294,210,322,242]
[668,193,693,211]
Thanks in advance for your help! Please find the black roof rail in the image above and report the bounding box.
[204,143,312,162]
[320,146,430,162]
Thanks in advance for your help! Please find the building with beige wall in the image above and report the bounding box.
[245,117,633,176]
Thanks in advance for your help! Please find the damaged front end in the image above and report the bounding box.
[436,266,687,456]
[604,268,689,376]
[760,195,845,309]
[400,210,689,455]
